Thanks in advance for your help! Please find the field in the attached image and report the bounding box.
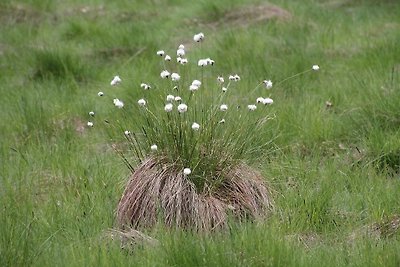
[1,0,400,266]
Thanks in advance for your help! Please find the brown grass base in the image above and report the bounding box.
[116,157,273,231]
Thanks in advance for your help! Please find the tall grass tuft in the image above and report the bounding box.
[87,32,319,231]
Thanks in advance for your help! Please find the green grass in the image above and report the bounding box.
[1,0,400,266]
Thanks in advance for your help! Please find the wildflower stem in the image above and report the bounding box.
[275,69,313,86]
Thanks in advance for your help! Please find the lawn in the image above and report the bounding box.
[1,0,400,266]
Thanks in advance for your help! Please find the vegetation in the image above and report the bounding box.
[1,0,400,266]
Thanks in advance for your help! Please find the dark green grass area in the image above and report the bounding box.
[1,0,400,266]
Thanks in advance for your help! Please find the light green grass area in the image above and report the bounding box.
[1,0,400,266]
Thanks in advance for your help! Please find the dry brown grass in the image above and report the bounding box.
[116,157,273,231]
[104,228,159,250]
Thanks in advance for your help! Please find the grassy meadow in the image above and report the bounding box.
[1,0,400,266]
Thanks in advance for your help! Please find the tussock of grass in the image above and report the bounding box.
[117,156,273,231]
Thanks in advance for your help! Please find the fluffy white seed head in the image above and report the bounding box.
[156,50,165,56]
[113,98,124,108]
[160,70,170,79]
[192,122,200,131]
[89,111,95,116]
[220,104,228,111]
[97,91,104,96]
[206,58,215,65]
[263,97,274,105]
[177,48,185,57]
[164,103,173,112]
[138,99,146,106]
[247,104,257,111]
[198,59,208,66]
[177,103,188,113]
[171,73,181,81]
[151,144,158,151]
[256,97,264,103]
[124,130,130,136]
[193,32,204,42]
[219,119,226,124]
[166,94,175,102]
[174,96,182,102]
[87,121,93,127]
[217,76,224,83]
[263,80,273,89]
[189,84,199,91]
[192,80,201,87]
[164,55,171,61]
[222,87,227,92]
[312,65,320,71]
[180,58,188,65]
[183,168,191,175]
[110,75,122,86]
[178,44,185,50]
[140,83,151,90]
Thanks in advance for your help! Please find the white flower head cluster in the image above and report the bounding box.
[165,55,171,61]
[140,83,151,90]
[220,104,228,111]
[256,97,264,103]
[87,121,93,127]
[164,103,173,112]
[263,80,273,89]
[151,144,158,151]
[183,168,191,175]
[177,103,188,113]
[160,70,170,79]
[217,76,224,83]
[176,44,188,64]
[124,130,131,136]
[177,48,185,57]
[174,96,182,102]
[229,74,240,81]
[171,73,181,81]
[138,99,146,107]
[110,75,122,86]
[222,87,227,92]
[113,98,124,108]
[166,94,175,102]
[198,58,214,67]
[156,50,165,56]
[247,105,257,111]
[177,57,188,65]
[263,97,274,105]
[312,65,320,71]
[193,32,205,42]
[256,97,274,105]
[98,91,104,96]
[190,80,201,91]
[192,122,200,131]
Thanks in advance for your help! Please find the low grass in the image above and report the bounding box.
[1,0,400,266]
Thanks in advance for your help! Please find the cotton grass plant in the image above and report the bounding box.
[88,32,319,231]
